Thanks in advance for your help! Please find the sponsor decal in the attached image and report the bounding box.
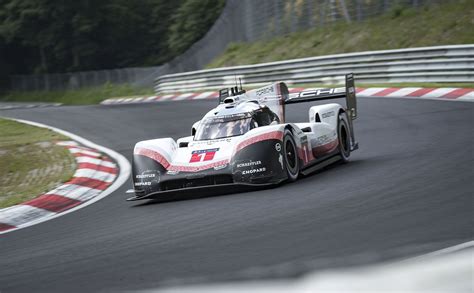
[278,154,284,169]
[297,87,344,98]
[190,148,219,163]
[213,164,228,171]
[189,138,232,146]
[275,143,282,152]
[236,160,262,168]
[256,86,274,96]
[135,170,160,187]
[134,181,151,186]
[237,160,267,176]
[314,131,337,146]
[300,135,308,144]
[321,111,335,119]
[166,170,179,175]
[242,167,266,175]
[136,174,156,179]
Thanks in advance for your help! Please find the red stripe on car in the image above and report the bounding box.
[134,148,171,169]
[168,159,230,172]
[313,139,339,156]
[235,131,284,153]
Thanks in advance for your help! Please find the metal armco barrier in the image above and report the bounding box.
[155,45,474,94]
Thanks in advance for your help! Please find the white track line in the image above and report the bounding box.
[0,117,131,234]
[406,240,474,261]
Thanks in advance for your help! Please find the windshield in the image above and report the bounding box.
[195,114,256,140]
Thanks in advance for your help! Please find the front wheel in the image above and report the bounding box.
[283,129,299,182]
[338,113,351,163]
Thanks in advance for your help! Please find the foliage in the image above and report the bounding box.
[168,0,225,54]
[0,0,225,78]
[0,83,154,105]
[207,1,474,68]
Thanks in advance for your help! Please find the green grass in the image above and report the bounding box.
[208,0,474,68]
[0,118,76,208]
[0,83,154,105]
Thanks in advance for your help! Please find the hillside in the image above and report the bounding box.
[207,0,474,68]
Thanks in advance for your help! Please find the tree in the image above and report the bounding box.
[168,0,225,55]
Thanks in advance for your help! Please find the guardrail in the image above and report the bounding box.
[155,45,474,94]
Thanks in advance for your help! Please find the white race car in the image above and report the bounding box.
[127,74,358,201]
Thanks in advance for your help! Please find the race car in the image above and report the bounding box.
[126,74,358,201]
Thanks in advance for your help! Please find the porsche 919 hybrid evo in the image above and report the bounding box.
[127,74,358,201]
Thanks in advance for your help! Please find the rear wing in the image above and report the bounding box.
[284,73,357,120]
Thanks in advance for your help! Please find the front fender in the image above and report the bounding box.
[231,127,287,184]
[132,138,177,196]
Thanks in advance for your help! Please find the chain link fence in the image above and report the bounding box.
[9,0,447,92]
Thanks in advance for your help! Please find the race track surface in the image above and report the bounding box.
[1,98,473,292]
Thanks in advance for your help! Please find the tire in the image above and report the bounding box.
[283,129,299,181]
[337,113,351,163]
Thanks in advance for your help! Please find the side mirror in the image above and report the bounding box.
[191,120,201,136]
[177,136,193,148]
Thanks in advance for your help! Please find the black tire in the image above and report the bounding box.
[338,113,351,163]
[283,129,299,181]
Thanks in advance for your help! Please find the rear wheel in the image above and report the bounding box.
[338,113,351,163]
[283,130,299,181]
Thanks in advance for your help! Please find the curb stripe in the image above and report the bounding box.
[0,223,16,232]
[67,177,111,190]
[46,185,102,202]
[0,140,118,232]
[76,156,117,167]
[385,87,422,97]
[77,163,118,174]
[372,88,400,97]
[68,147,102,157]
[420,88,457,99]
[407,88,436,97]
[22,195,82,213]
[101,87,473,105]
[0,205,56,227]
[440,88,473,99]
[0,118,131,235]
[73,169,116,183]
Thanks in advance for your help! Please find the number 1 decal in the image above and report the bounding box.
[189,148,219,163]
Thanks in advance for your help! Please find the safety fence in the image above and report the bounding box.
[155,45,474,94]
[8,0,449,92]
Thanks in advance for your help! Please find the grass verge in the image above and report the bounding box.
[208,0,474,68]
[0,83,154,105]
[0,118,76,208]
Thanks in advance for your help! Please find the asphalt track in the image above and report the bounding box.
[1,97,473,292]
